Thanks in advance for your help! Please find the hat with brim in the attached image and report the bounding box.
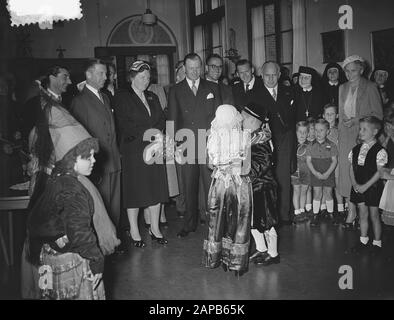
[242,105,262,121]
[342,55,364,68]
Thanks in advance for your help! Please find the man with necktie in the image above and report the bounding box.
[71,59,123,241]
[259,61,296,225]
[232,59,265,113]
[168,53,221,238]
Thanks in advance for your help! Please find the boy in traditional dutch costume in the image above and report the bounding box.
[242,106,280,266]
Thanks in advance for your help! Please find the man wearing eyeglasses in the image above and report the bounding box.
[205,53,233,105]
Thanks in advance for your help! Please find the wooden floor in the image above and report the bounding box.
[2,204,394,300]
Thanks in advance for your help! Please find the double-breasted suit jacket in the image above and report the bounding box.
[113,87,169,208]
[168,78,221,232]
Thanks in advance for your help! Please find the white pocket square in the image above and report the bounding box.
[290,99,294,106]
[207,93,214,99]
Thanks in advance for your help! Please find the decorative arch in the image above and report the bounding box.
[107,15,178,49]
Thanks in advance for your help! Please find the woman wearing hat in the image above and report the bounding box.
[295,66,324,121]
[114,61,169,247]
[322,62,347,106]
[338,55,383,228]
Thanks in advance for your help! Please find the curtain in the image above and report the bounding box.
[292,0,307,73]
[251,5,265,75]
[194,25,204,62]
[156,54,170,86]
[137,55,150,63]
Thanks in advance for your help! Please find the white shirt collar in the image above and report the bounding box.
[47,88,61,100]
[265,84,278,96]
[206,77,218,84]
[186,77,200,90]
[362,139,376,149]
[85,83,100,96]
[244,76,255,91]
[302,86,313,92]
[329,81,338,86]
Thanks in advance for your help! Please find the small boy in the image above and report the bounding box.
[348,116,387,255]
[305,117,316,216]
[306,119,338,226]
[292,121,310,223]
[323,104,345,223]
[242,106,280,267]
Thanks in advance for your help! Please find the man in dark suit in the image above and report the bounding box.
[232,59,265,112]
[259,61,296,224]
[70,59,122,234]
[205,53,234,105]
[168,53,221,238]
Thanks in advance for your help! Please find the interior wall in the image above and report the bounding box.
[305,0,394,75]
[22,0,187,61]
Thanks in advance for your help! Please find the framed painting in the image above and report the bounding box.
[321,30,345,63]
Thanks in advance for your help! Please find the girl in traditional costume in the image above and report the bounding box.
[202,104,252,277]
[26,108,119,299]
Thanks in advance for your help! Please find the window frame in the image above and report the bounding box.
[247,0,292,67]
[189,0,225,60]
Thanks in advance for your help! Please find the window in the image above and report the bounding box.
[190,0,225,67]
[248,0,293,74]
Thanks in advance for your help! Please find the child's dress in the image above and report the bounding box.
[202,126,252,273]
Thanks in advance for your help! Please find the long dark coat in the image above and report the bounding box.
[113,87,169,208]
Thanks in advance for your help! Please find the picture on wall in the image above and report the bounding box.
[372,27,394,72]
[321,30,345,63]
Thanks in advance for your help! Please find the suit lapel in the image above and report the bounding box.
[128,87,152,120]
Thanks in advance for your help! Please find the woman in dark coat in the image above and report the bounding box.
[322,62,347,106]
[114,61,169,247]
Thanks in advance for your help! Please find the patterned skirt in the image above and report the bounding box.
[38,244,105,300]
[202,172,252,273]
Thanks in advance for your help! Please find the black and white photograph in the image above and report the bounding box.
[0,0,394,306]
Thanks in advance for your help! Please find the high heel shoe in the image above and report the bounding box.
[149,229,168,245]
[131,239,146,248]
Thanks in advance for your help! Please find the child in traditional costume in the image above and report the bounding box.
[242,106,280,266]
[26,111,117,299]
[203,104,252,277]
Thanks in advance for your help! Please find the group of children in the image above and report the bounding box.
[292,103,394,254]
[292,104,343,225]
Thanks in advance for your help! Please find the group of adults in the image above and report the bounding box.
[26,52,389,254]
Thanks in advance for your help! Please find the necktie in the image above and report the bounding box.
[245,83,250,92]
[192,80,197,96]
[272,88,277,101]
[98,92,104,103]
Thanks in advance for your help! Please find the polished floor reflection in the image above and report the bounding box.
[1,204,394,299]
[103,206,394,300]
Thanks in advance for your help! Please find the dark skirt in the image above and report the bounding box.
[203,173,252,273]
[252,185,278,232]
[122,153,169,208]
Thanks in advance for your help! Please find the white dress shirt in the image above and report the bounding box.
[186,77,200,91]
[86,83,103,102]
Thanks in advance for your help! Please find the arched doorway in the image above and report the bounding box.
[95,15,178,89]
